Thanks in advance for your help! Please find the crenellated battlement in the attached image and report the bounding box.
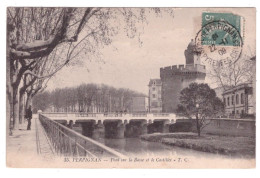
[159,39,207,113]
[160,64,206,79]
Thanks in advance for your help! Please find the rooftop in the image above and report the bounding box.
[222,83,253,95]
[148,79,162,86]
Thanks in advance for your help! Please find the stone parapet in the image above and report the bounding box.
[160,64,206,79]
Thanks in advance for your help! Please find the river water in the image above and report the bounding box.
[90,137,256,169]
[93,137,231,159]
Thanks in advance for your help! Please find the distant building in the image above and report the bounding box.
[214,85,231,100]
[222,83,254,116]
[131,96,149,113]
[250,56,256,116]
[148,79,162,113]
[160,39,206,112]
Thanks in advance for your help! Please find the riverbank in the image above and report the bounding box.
[7,116,56,167]
[140,132,255,158]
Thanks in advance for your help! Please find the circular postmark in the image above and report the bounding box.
[195,20,243,67]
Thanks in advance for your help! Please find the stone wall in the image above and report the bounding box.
[160,65,206,112]
[195,119,255,137]
[173,119,255,137]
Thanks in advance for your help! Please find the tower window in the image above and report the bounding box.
[151,102,157,107]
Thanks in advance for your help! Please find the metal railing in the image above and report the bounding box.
[39,114,127,158]
[131,113,147,117]
[43,112,69,117]
[153,113,170,117]
[75,113,97,117]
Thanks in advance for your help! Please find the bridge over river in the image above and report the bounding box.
[38,112,255,161]
[41,112,177,139]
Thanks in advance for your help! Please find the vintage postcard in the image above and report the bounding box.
[6,7,256,168]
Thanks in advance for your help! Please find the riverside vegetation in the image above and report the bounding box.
[140,132,255,158]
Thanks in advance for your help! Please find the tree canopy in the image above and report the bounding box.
[177,83,224,136]
[7,7,174,130]
[33,83,146,113]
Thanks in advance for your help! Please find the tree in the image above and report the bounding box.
[177,83,224,137]
[209,57,255,116]
[7,7,174,132]
[209,58,254,90]
[33,83,146,113]
[7,7,86,130]
[32,91,51,112]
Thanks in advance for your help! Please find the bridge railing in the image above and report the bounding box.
[42,112,176,117]
[131,113,147,117]
[39,114,127,158]
[75,113,97,117]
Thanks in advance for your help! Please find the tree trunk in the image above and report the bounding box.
[19,93,25,124]
[196,113,201,137]
[26,93,32,110]
[6,29,12,135]
[12,91,19,129]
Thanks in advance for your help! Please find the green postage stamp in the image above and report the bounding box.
[195,12,244,66]
[201,12,243,46]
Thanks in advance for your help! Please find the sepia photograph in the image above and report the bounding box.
[5,6,256,168]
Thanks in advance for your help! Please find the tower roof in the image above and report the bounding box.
[187,39,195,49]
[148,79,162,86]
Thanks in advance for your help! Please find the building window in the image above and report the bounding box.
[152,87,155,91]
[231,95,234,105]
[236,94,239,104]
[241,93,244,104]
[227,97,230,106]
[237,110,239,114]
[151,101,157,107]
[152,94,156,98]
[153,81,156,85]
[224,98,226,106]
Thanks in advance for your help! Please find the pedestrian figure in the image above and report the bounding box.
[25,105,32,130]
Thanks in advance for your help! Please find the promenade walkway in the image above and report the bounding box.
[6,114,56,167]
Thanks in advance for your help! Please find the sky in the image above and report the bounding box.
[46,8,256,95]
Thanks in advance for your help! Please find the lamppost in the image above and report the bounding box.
[195,103,200,119]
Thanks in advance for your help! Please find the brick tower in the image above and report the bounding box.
[160,39,206,112]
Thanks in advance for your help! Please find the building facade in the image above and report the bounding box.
[148,79,162,113]
[160,40,206,112]
[222,83,254,117]
[250,56,256,116]
[131,96,149,113]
